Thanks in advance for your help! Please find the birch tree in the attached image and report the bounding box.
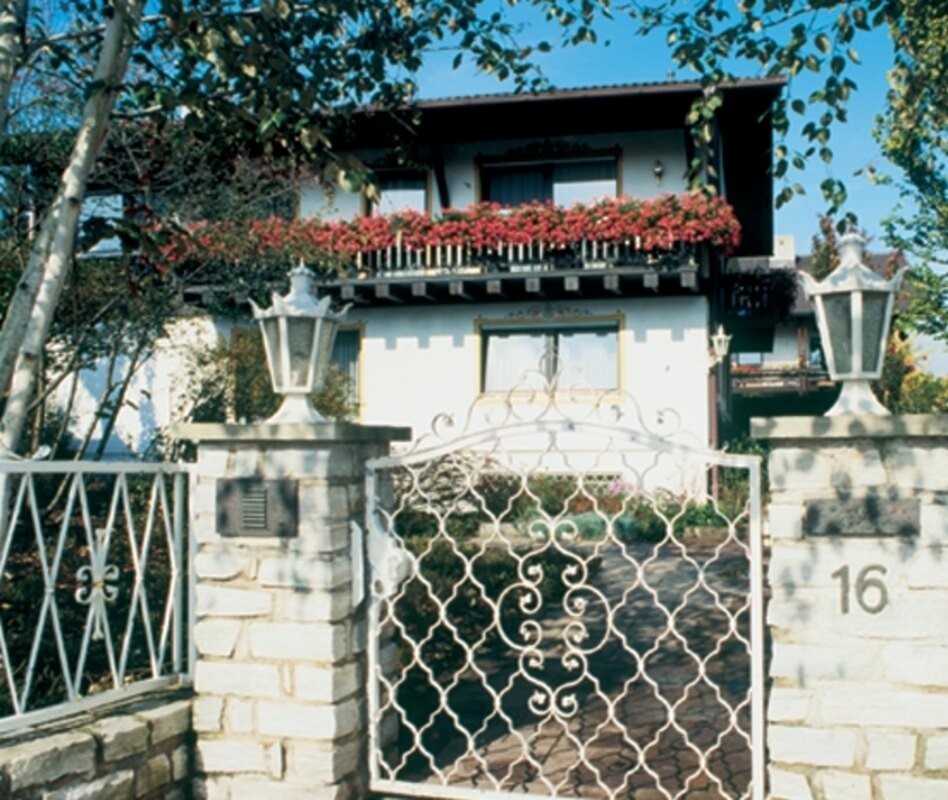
[0,0,607,456]
[0,1,145,456]
[626,0,946,337]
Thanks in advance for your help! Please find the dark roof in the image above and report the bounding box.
[351,77,784,144]
[413,77,786,110]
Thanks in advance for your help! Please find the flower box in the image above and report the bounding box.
[154,193,741,279]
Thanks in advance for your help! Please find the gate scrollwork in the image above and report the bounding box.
[365,382,764,800]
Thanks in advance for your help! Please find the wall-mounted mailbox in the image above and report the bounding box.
[216,479,299,538]
[805,497,919,537]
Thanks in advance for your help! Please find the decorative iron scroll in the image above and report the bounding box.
[366,373,764,800]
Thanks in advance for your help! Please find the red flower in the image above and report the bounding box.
[151,192,743,272]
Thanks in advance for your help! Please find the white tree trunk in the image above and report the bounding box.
[0,0,27,135]
[0,0,145,455]
[0,0,31,394]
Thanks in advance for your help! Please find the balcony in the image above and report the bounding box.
[731,363,833,396]
[723,269,797,321]
[158,195,741,305]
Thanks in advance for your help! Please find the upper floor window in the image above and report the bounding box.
[372,170,428,215]
[481,321,619,393]
[481,157,617,207]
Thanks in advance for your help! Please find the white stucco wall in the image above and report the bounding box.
[735,323,806,369]
[350,295,710,449]
[54,315,226,458]
[765,325,802,367]
[52,293,710,462]
[298,129,687,219]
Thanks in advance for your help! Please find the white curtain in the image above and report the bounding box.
[483,332,547,391]
[557,329,618,389]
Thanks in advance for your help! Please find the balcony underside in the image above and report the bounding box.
[732,369,834,396]
[316,263,702,306]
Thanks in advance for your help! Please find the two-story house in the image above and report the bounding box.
[300,79,784,449]
[35,77,785,457]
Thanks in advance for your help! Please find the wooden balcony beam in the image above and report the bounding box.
[411,282,434,301]
[375,284,403,303]
[603,274,621,294]
[448,280,471,299]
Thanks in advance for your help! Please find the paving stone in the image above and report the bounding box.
[89,716,150,762]
[135,753,171,797]
[136,699,192,743]
[4,731,96,792]
[197,739,271,774]
[866,730,916,770]
[769,725,856,767]
[42,770,135,800]
[879,774,948,800]
[195,661,281,698]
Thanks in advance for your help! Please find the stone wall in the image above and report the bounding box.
[177,421,408,800]
[755,414,948,800]
[0,695,191,799]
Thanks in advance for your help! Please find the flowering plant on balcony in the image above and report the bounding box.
[154,193,741,271]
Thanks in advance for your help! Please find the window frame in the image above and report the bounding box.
[476,314,623,396]
[331,324,364,417]
[477,150,622,206]
[364,168,431,216]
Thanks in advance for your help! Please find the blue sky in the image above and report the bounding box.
[415,9,901,258]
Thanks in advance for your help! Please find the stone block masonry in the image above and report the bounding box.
[175,421,409,800]
[753,414,948,800]
[0,694,192,799]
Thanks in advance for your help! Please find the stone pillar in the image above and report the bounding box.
[754,414,948,800]
[176,421,409,800]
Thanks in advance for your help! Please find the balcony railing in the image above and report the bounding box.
[342,238,699,279]
[0,460,191,732]
[731,364,833,395]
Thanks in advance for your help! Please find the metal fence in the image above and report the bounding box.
[0,460,192,732]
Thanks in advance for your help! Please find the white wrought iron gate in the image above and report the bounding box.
[365,391,764,800]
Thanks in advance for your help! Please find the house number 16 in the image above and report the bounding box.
[831,564,889,615]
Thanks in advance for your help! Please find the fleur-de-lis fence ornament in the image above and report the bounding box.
[74,528,120,641]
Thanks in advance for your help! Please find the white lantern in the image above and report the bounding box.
[709,324,732,368]
[250,265,349,423]
[800,232,906,416]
